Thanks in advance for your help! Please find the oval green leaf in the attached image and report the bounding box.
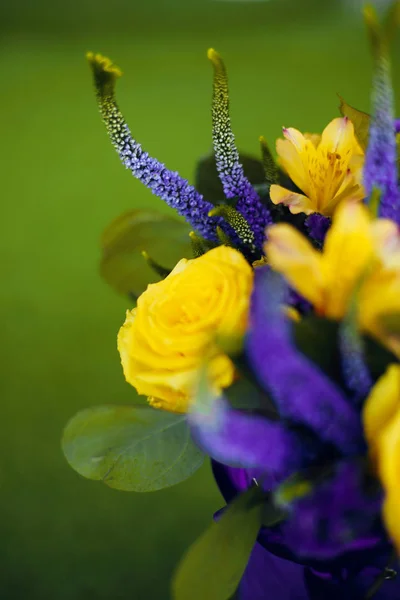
[172,486,262,600]
[62,405,204,492]
[100,209,192,297]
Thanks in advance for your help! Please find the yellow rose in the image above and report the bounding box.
[117,245,253,413]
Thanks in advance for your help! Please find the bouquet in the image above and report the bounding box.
[63,3,400,598]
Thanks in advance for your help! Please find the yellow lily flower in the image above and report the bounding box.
[270,117,365,216]
[363,365,400,551]
[265,201,400,353]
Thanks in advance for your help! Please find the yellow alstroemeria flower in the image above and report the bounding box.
[363,365,400,551]
[117,245,253,414]
[265,200,400,353]
[270,117,365,216]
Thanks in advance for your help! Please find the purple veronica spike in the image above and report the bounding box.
[189,389,304,479]
[246,268,363,453]
[87,53,222,242]
[395,118,400,134]
[282,461,383,560]
[208,49,272,250]
[363,9,400,221]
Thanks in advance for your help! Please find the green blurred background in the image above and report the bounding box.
[1,0,399,597]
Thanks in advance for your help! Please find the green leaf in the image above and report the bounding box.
[62,405,204,492]
[172,486,262,600]
[293,316,343,385]
[225,378,267,411]
[293,315,397,387]
[364,332,398,381]
[338,96,370,150]
[100,209,192,297]
[261,493,287,527]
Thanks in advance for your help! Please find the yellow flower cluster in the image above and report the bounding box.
[118,246,253,413]
[270,117,365,216]
[116,115,400,552]
[265,201,400,355]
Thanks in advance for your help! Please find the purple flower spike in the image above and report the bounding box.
[189,391,304,479]
[282,461,383,560]
[208,49,272,250]
[246,268,364,454]
[363,8,400,222]
[87,53,222,242]
[394,118,400,134]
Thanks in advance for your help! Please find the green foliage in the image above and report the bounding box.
[364,333,399,380]
[261,493,287,527]
[172,485,262,600]
[293,316,342,384]
[338,96,370,150]
[62,405,204,492]
[378,312,400,336]
[259,135,279,187]
[293,315,397,388]
[100,209,192,297]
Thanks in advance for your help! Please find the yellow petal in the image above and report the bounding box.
[317,118,361,212]
[318,117,355,155]
[276,133,314,197]
[117,309,137,384]
[377,408,400,551]
[371,219,400,270]
[265,224,324,309]
[363,364,400,451]
[359,271,400,355]
[382,495,400,553]
[270,185,315,215]
[304,132,321,148]
[322,201,374,319]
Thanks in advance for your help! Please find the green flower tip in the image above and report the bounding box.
[207,47,224,71]
[86,52,122,97]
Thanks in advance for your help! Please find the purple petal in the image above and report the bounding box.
[239,542,309,600]
[189,394,304,478]
[281,461,383,560]
[212,461,395,576]
[305,563,400,600]
[246,268,364,453]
